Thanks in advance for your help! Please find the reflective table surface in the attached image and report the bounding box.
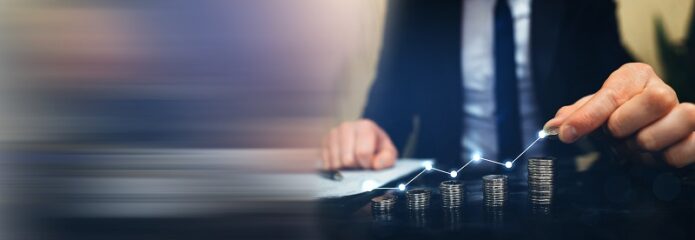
[317,161,695,240]
[16,155,695,240]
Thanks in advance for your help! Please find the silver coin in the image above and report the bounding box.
[542,126,559,137]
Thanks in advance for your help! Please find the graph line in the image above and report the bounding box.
[511,137,541,164]
[405,169,427,186]
[456,160,474,173]
[371,130,552,191]
[430,167,450,174]
[480,157,505,166]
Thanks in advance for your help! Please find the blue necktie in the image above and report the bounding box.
[494,0,522,162]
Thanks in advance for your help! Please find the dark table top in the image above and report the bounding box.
[23,156,695,240]
[317,160,695,240]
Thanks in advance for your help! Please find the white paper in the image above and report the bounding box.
[264,159,429,199]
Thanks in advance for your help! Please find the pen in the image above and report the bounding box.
[319,169,343,181]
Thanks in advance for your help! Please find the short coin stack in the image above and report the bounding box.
[406,189,431,210]
[527,157,554,205]
[371,194,397,213]
[482,175,508,207]
[439,180,464,208]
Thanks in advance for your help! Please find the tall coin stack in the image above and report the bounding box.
[527,157,554,205]
[406,189,431,210]
[482,175,508,207]
[371,194,397,213]
[439,180,464,208]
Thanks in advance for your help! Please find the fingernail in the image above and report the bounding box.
[544,118,560,129]
[560,125,578,142]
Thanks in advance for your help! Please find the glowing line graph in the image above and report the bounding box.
[372,129,554,191]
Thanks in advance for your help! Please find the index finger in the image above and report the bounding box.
[559,63,654,142]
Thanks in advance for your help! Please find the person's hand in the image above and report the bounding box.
[545,63,695,168]
[321,119,398,170]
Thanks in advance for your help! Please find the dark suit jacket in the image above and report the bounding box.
[363,0,632,168]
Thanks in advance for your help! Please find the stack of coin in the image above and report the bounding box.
[439,180,464,208]
[482,175,508,207]
[527,157,554,205]
[371,194,397,213]
[406,189,431,210]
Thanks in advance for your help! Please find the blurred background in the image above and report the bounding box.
[0,0,692,239]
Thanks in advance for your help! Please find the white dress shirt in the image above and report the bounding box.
[461,0,543,161]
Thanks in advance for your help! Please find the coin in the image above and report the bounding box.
[542,126,559,136]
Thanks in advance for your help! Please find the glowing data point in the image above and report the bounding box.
[362,180,378,192]
[449,170,458,178]
[472,152,482,162]
[505,161,513,169]
[423,160,433,170]
[398,184,406,191]
[538,130,548,139]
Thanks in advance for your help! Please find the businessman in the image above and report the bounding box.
[322,0,695,170]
